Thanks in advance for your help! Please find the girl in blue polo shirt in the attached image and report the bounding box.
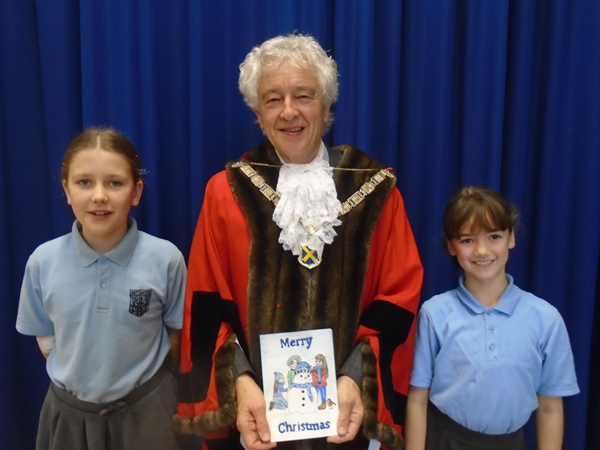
[405,186,578,450]
[16,127,187,450]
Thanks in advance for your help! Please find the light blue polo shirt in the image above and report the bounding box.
[410,275,579,434]
[16,219,186,403]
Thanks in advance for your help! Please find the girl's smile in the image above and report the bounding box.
[447,226,515,304]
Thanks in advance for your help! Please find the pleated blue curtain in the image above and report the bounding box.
[1,1,598,449]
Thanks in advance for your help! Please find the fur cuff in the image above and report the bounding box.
[360,338,404,450]
[173,334,237,436]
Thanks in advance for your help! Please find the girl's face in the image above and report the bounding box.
[447,224,515,289]
[62,148,143,254]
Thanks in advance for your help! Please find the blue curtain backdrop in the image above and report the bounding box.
[1,1,598,449]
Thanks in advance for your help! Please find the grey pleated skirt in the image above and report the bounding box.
[36,366,179,450]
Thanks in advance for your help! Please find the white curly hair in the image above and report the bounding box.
[238,34,339,111]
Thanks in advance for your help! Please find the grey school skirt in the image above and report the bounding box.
[36,366,179,450]
[426,402,527,450]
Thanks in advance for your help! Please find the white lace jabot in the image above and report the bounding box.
[272,142,342,257]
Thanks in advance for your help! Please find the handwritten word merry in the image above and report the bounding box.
[280,336,313,350]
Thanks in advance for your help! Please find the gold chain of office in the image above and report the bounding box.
[231,161,396,216]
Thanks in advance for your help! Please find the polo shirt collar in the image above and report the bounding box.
[456,274,520,316]
[72,218,139,267]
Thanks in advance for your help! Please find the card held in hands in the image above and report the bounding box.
[259,328,339,442]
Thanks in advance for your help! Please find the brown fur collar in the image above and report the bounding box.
[227,141,394,378]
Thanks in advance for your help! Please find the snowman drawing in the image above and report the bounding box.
[287,361,318,413]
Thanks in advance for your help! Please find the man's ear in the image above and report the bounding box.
[253,109,264,130]
[323,104,331,124]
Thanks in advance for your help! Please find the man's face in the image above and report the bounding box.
[253,60,330,164]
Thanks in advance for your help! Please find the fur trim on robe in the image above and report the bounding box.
[173,334,237,436]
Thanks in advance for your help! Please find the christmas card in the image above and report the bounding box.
[259,328,339,442]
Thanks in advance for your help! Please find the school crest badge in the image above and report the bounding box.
[129,289,152,317]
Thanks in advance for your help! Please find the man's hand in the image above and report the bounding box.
[235,373,277,449]
[327,375,364,444]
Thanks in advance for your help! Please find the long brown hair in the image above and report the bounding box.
[314,354,329,378]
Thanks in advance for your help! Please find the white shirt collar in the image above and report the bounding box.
[274,141,329,165]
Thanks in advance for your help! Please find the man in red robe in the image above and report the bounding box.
[175,34,423,450]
